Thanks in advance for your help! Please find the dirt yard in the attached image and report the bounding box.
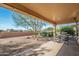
[0,36,48,56]
[0,35,64,56]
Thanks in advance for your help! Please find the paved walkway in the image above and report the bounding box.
[57,39,79,56]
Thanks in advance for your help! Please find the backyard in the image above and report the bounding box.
[0,35,64,56]
[0,3,79,56]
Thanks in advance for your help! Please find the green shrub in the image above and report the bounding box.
[40,31,53,37]
[60,26,75,35]
[0,30,4,32]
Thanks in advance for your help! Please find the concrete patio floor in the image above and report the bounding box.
[57,39,79,56]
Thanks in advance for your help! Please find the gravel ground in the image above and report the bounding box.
[0,36,47,56]
[0,36,63,56]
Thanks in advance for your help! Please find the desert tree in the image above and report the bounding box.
[12,12,47,40]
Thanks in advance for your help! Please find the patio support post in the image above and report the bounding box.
[54,24,57,41]
[75,21,78,37]
[73,16,79,45]
[74,17,78,40]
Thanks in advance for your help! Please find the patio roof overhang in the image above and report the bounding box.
[1,3,79,25]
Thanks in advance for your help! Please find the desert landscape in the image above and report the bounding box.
[0,32,63,56]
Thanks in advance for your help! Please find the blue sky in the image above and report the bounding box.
[0,7,54,30]
[0,7,15,30]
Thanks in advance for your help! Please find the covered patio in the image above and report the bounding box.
[0,3,79,56]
